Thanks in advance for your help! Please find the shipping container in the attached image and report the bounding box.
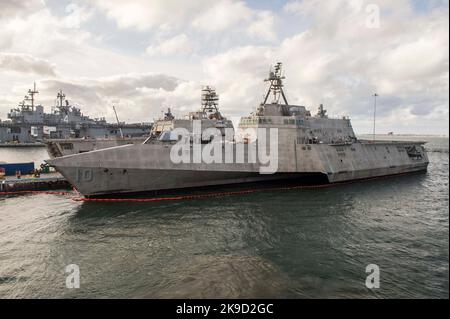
[0,162,35,176]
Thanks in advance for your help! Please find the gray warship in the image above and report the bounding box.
[47,63,429,197]
[0,83,151,144]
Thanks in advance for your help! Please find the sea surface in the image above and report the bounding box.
[0,136,448,298]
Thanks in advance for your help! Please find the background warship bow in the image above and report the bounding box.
[47,63,429,197]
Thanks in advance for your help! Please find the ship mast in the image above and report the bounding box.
[23,82,39,111]
[55,90,72,115]
[201,86,222,119]
[262,62,289,106]
[57,90,66,109]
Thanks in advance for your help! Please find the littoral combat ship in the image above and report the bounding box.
[47,63,429,197]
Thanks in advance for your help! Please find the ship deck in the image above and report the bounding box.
[357,139,427,145]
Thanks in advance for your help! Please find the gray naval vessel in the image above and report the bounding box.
[47,63,429,197]
[0,83,151,144]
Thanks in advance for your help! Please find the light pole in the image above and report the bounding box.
[372,93,378,141]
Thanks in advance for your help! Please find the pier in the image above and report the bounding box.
[0,142,46,148]
[0,172,70,192]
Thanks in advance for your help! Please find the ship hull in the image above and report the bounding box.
[57,166,426,198]
[46,140,429,197]
[56,167,330,197]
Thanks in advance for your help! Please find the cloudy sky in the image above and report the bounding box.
[0,0,448,134]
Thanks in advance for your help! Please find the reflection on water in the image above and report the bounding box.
[0,137,448,298]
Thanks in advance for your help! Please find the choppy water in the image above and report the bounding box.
[0,136,448,298]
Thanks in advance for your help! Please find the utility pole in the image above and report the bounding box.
[372,93,378,141]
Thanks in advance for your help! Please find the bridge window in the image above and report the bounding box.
[60,143,73,150]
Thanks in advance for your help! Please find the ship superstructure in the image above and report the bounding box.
[47,63,429,197]
[0,84,151,144]
[148,86,234,141]
[237,62,356,145]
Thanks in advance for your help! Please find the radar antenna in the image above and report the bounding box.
[164,108,174,120]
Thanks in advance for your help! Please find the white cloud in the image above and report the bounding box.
[202,46,274,116]
[0,52,57,76]
[64,3,94,28]
[246,11,277,41]
[90,0,210,31]
[0,1,194,79]
[91,0,279,42]
[0,4,92,56]
[0,0,43,18]
[191,0,252,33]
[146,34,192,57]
[378,37,448,81]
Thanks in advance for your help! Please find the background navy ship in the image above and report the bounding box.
[0,83,151,146]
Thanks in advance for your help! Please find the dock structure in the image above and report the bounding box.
[0,143,46,148]
[0,173,70,192]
